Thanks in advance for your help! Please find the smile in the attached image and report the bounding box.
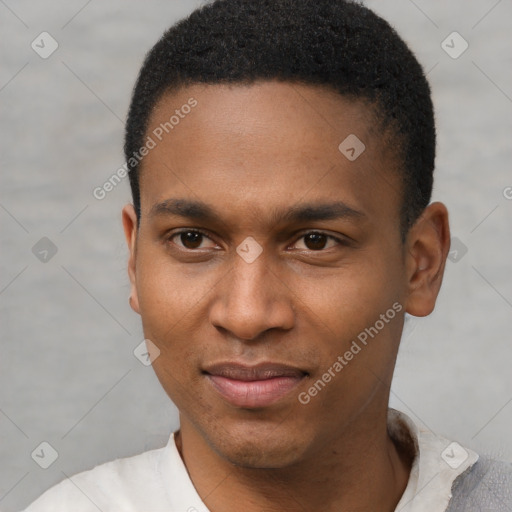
[203,362,307,408]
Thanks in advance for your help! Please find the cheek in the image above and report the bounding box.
[292,255,405,408]
[134,245,224,376]
[296,262,402,342]
[135,244,209,325]
[134,252,194,365]
[299,278,403,421]
[135,253,207,402]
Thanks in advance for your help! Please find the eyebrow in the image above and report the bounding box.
[149,198,366,225]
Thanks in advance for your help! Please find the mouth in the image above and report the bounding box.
[203,362,308,408]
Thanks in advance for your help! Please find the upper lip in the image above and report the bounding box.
[203,362,307,381]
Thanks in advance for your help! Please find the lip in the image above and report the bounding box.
[203,362,307,408]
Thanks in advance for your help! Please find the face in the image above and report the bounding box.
[123,81,449,469]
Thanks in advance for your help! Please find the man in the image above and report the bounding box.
[24,0,512,510]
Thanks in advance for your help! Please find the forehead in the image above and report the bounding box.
[139,81,401,227]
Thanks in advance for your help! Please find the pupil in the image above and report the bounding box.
[182,231,202,249]
[306,233,326,250]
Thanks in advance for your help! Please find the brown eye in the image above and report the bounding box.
[170,230,217,250]
[180,231,203,249]
[303,233,328,250]
[293,232,341,251]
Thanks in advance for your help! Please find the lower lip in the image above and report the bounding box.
[206,374,304,408]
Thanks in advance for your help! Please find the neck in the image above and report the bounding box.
[174,407,412,512]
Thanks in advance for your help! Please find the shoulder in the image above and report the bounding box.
[447,456,512,511]
[22,446,168,512]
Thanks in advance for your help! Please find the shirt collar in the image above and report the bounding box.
[389,408,479,512]
[157,431,211,511]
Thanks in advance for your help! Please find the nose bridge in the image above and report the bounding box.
[210,250,294,340]
[228,252,274,312]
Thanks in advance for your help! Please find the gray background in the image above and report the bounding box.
[1,1,511,510]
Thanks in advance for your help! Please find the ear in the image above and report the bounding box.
[404,202,451,317]
[122,203,141,314]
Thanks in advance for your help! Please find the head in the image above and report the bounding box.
[122,0,450,468]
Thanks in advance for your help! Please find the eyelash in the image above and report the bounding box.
[166,229,346,252]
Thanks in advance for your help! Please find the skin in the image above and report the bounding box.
[122,81,450,512]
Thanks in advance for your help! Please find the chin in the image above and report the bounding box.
[206,421,309,469]
[221,441,303,469]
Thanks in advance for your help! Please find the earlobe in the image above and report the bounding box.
[122,204,141,314]
[404,202,450,317]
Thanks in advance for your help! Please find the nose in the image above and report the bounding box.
[209,252,295,341]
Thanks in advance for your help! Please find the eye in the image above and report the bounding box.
[167,229,346,252]
[292,231,343,251]
[169,229,218,250]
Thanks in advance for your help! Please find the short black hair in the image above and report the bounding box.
[124,0,435,238]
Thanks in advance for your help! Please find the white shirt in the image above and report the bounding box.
[389,409,478,511]
[23,408,478,512]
